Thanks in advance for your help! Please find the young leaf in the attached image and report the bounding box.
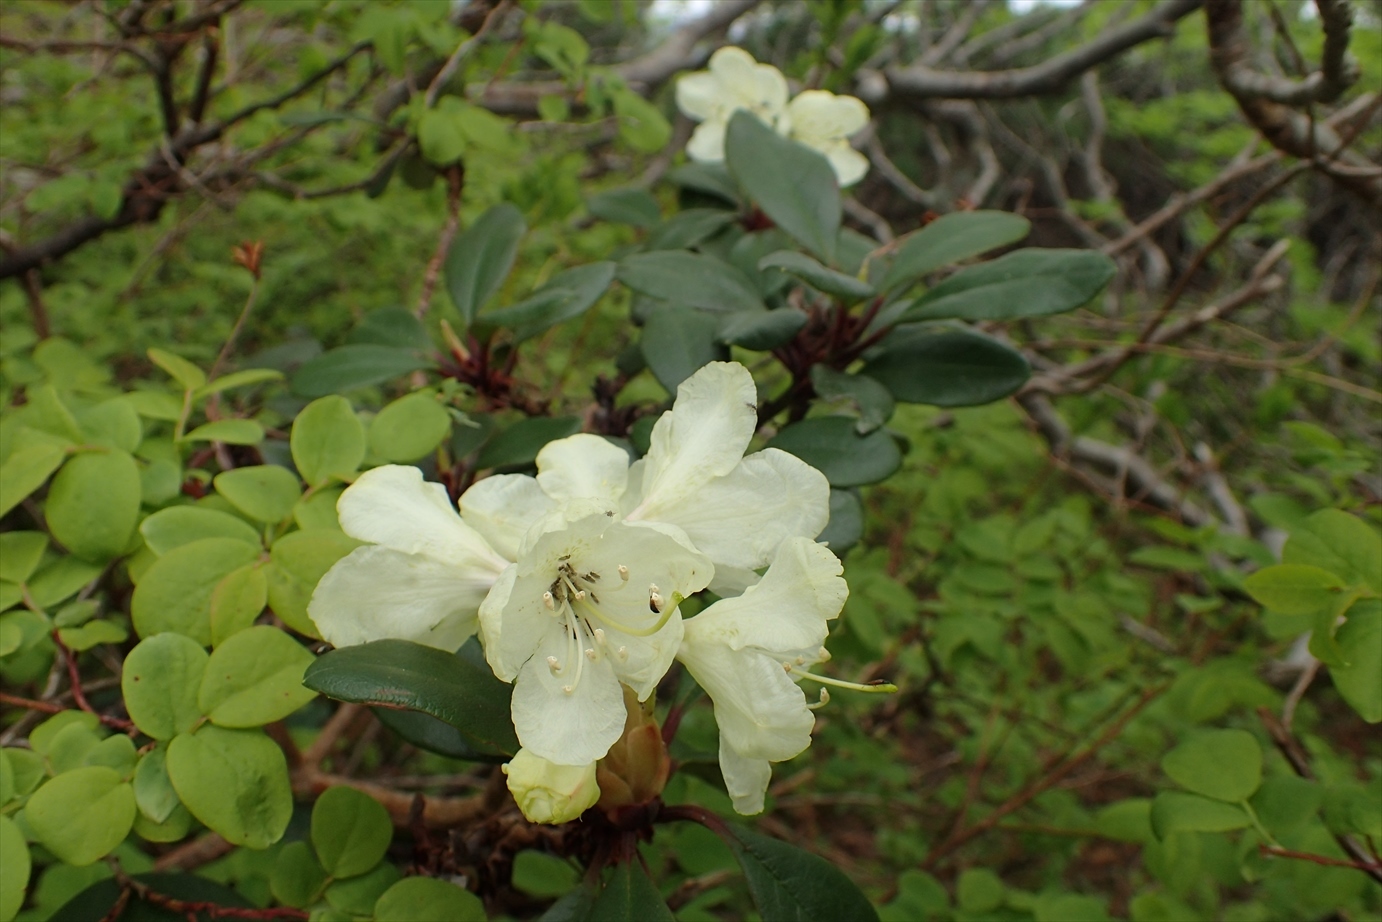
[725,111,840,263]
[147,348,206,390]
[24,768,136,867]
[122,633,209,740]
[446,203,527,326]
[44,450,141,561]
[198,626,317,727]
[880,211,1031,293]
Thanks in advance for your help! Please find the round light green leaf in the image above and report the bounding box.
[133,745,180,824]
[148,348,206,390]
[166,725,292,849]
[1034,893,1108,922]
[474,416,583,470]
[767,416,901,487]
[1149,791,1251,839]
[29,710,98,758]
[131,538,262,643]
[210,564,269,646]
[861,327,1030,407]
[291,345,434,398]
[725,111,839,263]
[132,802,193,843]
[294,487,345,531]
[617,251,764,313]
[183,419,266,446]
[725,824,878,922]
[198,625,316,727]
[1242,564,1346,616]
[45,450,141,561]
[266,529,361,637]
[957,868,1005,913]
[311,786,393,879]
[1331,602,1381,722]
[291,396,367,487]
[2,748,43,802]
[125,390,184,421]
[44,721,102,776]
[446,203,526,326]
[0,438,67,519]
[374,877,485,922]
[214,465,303,523]
[0,532,47,584]
[122,633,209,740]
[880,211,1031,292]
[903,248,1116,322]
[0,815,30,922]
[75,398,142,453]
[82,735,137,778]
[28,555,102,608]
[270,841,329,909]
[325,862,401,915]
[140,506,261,556]
[369,393,452,463]
[641,308,728,394]
[56,618,128,652]
[1284,509,1382,592]
[25,767,135,866]
[1161,729,1262,802]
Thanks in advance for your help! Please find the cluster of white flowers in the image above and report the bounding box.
[309,362,859,820]
[675,46,871,187]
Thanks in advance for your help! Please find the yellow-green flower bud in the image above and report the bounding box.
[503,749,600,825]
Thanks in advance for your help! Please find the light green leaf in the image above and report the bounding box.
[57,619,128,652]
[1149,791,1251,839]
[1331,602,1381,722]
[311,786,393,879]
[75,398,142,452]
[1242,564,1347,616]
[0,532,48,584]
[44,450,141,561]
[374,877,485,922]
[369,392,452,463]
[131,537,262,643]
[1161,729,1262,802]
[0,438,66,519]
[0,815,29,922]
[214,465,303,523]
[132,745,180,824]
[147,348,206,390]
[270,841,329,909]
[25,767,136,866]
[122,633,209,740]
[1284,509,1382,592]
[192,368,284,401]
[210,564,269,646]
[326,863,402,915]
[139,506,261,556]
[291,396,367,487]
[166,725,292,849]
[266,529,361,637]
[198,626,316,727]
[183,419,265,445]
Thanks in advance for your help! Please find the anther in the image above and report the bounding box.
[795,655,806,665]
[782,661,793,673]
[650,593,664,613]
[616,646,628,661]
[618,565,629,582]
[818,646,831,662]
[542,591,555,610]
[574,589,587,600]
[546,656,561,672]
[593,628,606,645]
[562,685,574,695]
[584,648,597,661]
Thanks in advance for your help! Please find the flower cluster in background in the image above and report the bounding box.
[308,362,868,823]
[675,46,871,187]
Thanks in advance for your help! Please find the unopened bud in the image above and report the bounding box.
[503,749,600,825]
[596,685,671,817]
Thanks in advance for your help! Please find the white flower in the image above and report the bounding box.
[307,465,511,651]
[503,748,600,825]
[676,46,789,163]
[782,90,871,187]
[675,537,849,815]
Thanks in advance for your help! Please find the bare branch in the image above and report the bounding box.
[1210,0,1359,105]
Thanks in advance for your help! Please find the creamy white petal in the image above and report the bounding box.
[786,90,869,145]
[339,465,508,571]
[708,565,761,597]
[649,449,830,570]
[536,434,630,512]
[686,537,846,654]
[309,545,488,651]
[483,562,555,683]
[630,362,758,522]
[719,738,773,815]
[709,47,788,119]
[677,635,814,762]
[824,145,869,187]
[512,628,626,765]
[460,474,553,562]
[478,564,519,678]
[686,120,728,163]
[675,71,723,122]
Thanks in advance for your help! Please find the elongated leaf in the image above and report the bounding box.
[481,262,617,342]
[725,111,839,262]
[861,327,1029,407]
[147,348,206,390]
[587,188,660,228]
[641,308,728,393]
[718,309,807,351]
[303,639,518,754]
[1150,792,1251,839]
[1283,509,1382,592]
[475,416,582,470]
[881,211,1031,292]
[589,861,674,922]
[725,824,879,922]
[182,419,265,445]
[0,438,66,518]
[1332,601,1382,722]
[192,369,284,400]
[903,248,1115,322]
[767,416,901,487]
[617,251,763,313]
[292,345,433,398]
[758,251,874,301]
[446,203,526,325]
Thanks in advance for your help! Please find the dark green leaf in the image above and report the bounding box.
[589,862,674,922]
[758,251,874,302]
[291,346,433,398]
[617,251,764,312]
[50,872,252,922]
[480,262,616,342]
[667,162,741,205]
[861,327,1030,407]
[809,366,894,433]
[475,416,582,470]
[587,188,660,228]
[903,248,1115,322]
[767,417,901,487]
[539,885,597,922]
[725,823,879,922]
[818,489,864,554]
[373,705,506,761]
[347,307,431,349]
[717,309,807,351]
[880,211,1031,293]
[644,209,737,251]
[446,203,526,326]
[303,639,518,754]
[641,308,728,393]
[725,111,840,263]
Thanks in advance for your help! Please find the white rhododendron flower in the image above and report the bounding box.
[308,465,510,651]
[675,46,789,163]
[503,748,600,825]
[783,89,871,187]
[675,537,849,815]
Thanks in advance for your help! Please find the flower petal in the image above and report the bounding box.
[460,473,555,561]
[647,448,829,570]
[675,71,723,122]
[825,145,869,188]
[786,90,869,145]
[309,545,488,651]
[512,629,626,765]
[709,47,788,119]
[719,738,773,815]
[536,434,630,513]
[481,563,552,683]
[339,465,508,571]
[630,362,758,522]
[677,634,814,761]
[685,120,728,163]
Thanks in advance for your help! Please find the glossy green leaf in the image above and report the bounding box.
[902,248,1116,322]
[210,564,269,646]
[291,345,434,398]
[480,262,617,343]
[214,465,303,523]
[122,633,209,740]
[0,438,66,518]
[758,251,874,301]
[25,767,135,866]
[166,725,292,848]
[717,309,807,351]
[131,537,262,643]
[589,861,674,922]
[725,824,879,922]
[199,626,317,727]
[617,251,764,313]
[147,347,206,390]
[818,489,864,554]
[644,209,738,251]
[182,419,265,445]
[270,840,329,909]
[475,416,582,470]
[304,639,518,755]
[1149,791,1251,839]
[292,396,367,487]
[880,211,1031,292]
[267,528,360,637]
[641,308,728,393]
[725,111,839,262]
[140,506,261,556]
[767,416,901,487]
[0,815,29,922]
[312,785,393,878]
[132,745,180,824]
[447,203,526,326]
[45,450,141,561]
[861,327,1030,407]
[374,877,486,922]
[1242,564,1346,616]
[373,706,506,762]
[1161,729,1262,802]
